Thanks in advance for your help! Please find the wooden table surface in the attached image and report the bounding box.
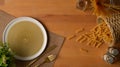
[0,0,120,67]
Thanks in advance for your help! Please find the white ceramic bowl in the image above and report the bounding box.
[3,17,47,61]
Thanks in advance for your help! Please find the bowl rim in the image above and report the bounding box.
[2,17,48,61]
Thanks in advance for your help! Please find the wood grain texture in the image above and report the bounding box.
[0,0,4,5]
[0,0,120,67]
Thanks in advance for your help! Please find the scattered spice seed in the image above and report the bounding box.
[75,28,84,34]
[67,34,76,40]
[90,41,95,47]
[87,40,92,46]
[84,33,90,38]
[79,37,87,43]
[80,48,88,53]
[93,42,97,47]
[76,35,84,42]
[96,43,102,48]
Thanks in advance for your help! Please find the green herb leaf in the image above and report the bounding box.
[0,42,15,67]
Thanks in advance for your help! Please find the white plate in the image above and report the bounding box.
[3,17,47,61]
